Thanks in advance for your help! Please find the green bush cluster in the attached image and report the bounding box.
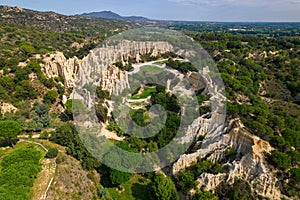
[0,148,42,200]
[166,58,197,74]
[45,148,59,158]
[152,173,179,200]
[0,120,22,146]
[173,159,223,193]
[50,122,100,170]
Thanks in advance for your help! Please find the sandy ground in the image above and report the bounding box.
[100,124,125,141]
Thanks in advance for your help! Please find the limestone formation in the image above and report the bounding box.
[41,52,80,88]
[77,40,173,94]
[187,71,206,90]
[2,6,24,13]
[40,40,284,199]
[172,65,283,199]
[178,119,284,200]
[172,64,227,174]
[41,41,173,95]
[0,102,17,114]
[197,120,280,198]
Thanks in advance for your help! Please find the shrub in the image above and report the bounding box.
[270,151,292,170]
[290,168,300,183]
[39,131,49,139]
[152,173,179,200]
[43,90,59,104]
[96,88,110,100]
[0,120,22,146]
[174,170,196,193]
[191,190,218,200]
[109,169,132,186]
[45,148,58,158]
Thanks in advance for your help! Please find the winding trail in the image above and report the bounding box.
[100,124,125,141]
[128,59,170,75]
[19,139,48,152]
[19,139,57,200]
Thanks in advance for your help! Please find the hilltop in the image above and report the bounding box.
[0,5,132,34]
[79,10,150,21]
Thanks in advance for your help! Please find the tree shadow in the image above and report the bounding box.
[0,138,19,148]
[131,182,154,200]
[99,165,115,188]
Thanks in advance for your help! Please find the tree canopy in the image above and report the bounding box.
[152,173,179,200]
[109,169,132,186]
[0,120,22,146]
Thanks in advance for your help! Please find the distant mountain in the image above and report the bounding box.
[80,11,150,21]
[0,6,133,34]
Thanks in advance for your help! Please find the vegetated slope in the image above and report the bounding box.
[186,31,300,198]
[0,6,131,34]
[46,148,101,200]
[0,6,131,169]
[0,5,299,200]
[0,5,133,59]
[0,5,167,200]
[0,144,42,200]
[0,6,130,129]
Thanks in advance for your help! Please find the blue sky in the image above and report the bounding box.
[1,0,300,22]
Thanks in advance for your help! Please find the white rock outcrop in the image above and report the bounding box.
[195,120,282,199]
[0,102,17,114]
[41,41,173,95]
[172,65,284,199]
[41,52,80,88]
[176,119,285,200]
[40,40,285,199]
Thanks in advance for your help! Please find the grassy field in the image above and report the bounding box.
[153,60,168,66]
[0,141,44,158]
[140,65,164,73]
[130,86,157,100]
[0,140,56,200]
[106,174,153,200]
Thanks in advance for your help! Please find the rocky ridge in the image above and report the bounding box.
[40,41,286,199]
[41,52,80,88]
[41,40,173,94]
[169,60,285,199]
[189,119,283,199]
[173,117,285,199]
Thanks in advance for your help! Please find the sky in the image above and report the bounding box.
[1,0,300,22]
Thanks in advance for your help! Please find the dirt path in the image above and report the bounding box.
[127,96,150,103]
[19,139,56,200]
[128,59,167,75]
[19,139,48,152]
[100,124,125,141]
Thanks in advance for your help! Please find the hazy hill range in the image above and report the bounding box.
[79,10,150,21]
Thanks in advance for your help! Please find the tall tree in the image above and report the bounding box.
[191,190,218,200]
[109,169,132,186]
[152,173,179,200]
[0,120,22,147]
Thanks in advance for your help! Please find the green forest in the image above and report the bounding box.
[0,5,299,200]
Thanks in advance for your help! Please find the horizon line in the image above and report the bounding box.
[1,5,300,23]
